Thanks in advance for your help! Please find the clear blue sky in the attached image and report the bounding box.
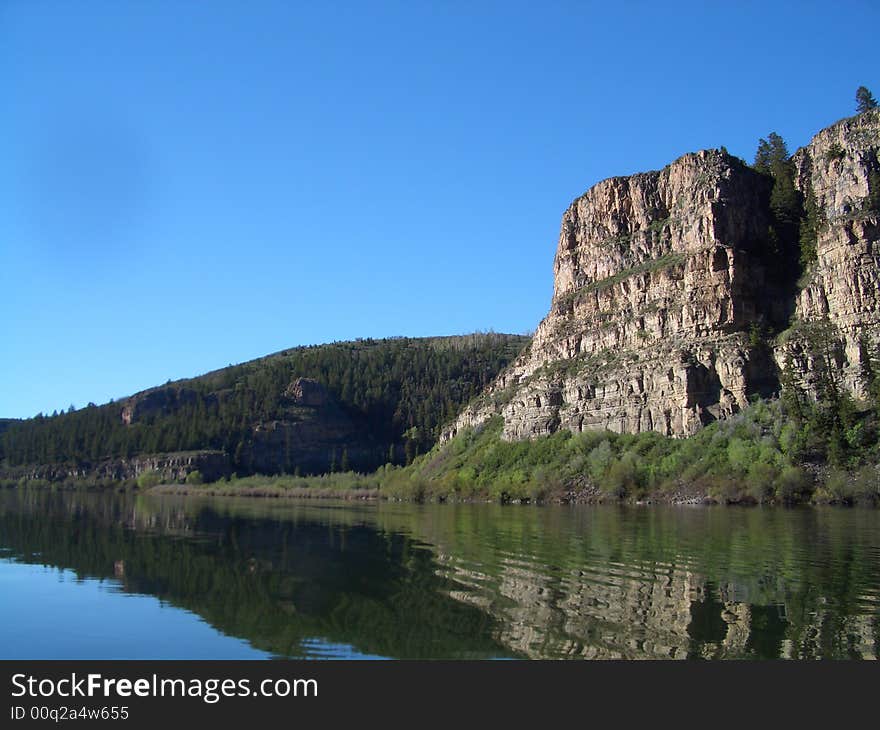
[1,0,877,419]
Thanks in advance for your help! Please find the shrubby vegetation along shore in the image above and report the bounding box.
[15,391,874,507]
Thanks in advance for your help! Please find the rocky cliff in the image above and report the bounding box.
[446,110,880,441]
[778,110,880,397]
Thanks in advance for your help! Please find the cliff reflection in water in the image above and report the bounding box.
[1,490,878,659]
[412,505,880,659]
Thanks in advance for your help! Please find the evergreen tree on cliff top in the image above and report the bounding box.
[753,132,788,177]
[856,86,878,113]
[753,132,803,269]
[754,134,800,229]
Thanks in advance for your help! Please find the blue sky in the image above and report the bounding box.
[1,0,877,419]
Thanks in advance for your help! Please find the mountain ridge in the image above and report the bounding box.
[0,333,529,482]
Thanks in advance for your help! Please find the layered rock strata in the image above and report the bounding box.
[446,111,879,441]
[777,110,880,397]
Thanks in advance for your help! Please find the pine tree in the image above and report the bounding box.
[753,132,789,176]
[856,86,878,113]
[798,182,822,267]
[754,132,802,267]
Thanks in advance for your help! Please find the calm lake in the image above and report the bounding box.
[0,489,878,659]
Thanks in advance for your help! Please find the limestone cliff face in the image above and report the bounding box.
[777,109,880,397]
[448,150,776,440]
[447,111,880,441]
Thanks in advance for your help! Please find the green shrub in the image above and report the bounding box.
[587,440,613,482]
[602,455,639,498]
[746,461,779,502]
[817,469,854,503]
[779,422,807,460]
[136,470,162,489]
[852,465,879,504]
[530,466,563,501]
[185,470,204,485]
[775,466,811,502]
[706,476,746,503]
[727,438,757,474]
[825,143,846,162]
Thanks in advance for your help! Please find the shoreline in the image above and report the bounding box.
[4,476,877,508]
[143,482,874,507]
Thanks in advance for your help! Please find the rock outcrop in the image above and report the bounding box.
[121,387,199,425]
[12,450,230,484]
[446,111,880,441]
[777,109,880,397]
[244,377,375,475]
[284,377,329,407]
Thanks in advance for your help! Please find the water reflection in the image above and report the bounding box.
[412,505,880,659]
[0,491,506,659]
[0,490,877,659]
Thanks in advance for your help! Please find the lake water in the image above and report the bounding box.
[0,489,878,659]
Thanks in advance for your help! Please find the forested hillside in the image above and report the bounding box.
[0,333,529,478]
